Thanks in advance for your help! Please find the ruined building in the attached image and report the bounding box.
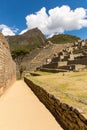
[38,40,87,72]
[0,33,16,95]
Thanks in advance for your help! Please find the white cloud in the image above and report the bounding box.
[23,5,87,36]
[19,28,28,35]
[26,7,48,34]
[0,24,18,36]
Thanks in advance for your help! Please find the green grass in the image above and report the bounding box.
[26,71,87,116]
[48,34,80,44]
[30,70,54,76]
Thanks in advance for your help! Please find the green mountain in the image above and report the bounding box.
[6,28,46,52]
[48,34,80,44]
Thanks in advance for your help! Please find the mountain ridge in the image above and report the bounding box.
[6,28,81,52]
[48,34,80,44]
[6,28,46,52]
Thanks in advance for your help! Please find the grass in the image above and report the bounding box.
[48,34,80,44]
[31,70,54,75]
[26,71,87,116]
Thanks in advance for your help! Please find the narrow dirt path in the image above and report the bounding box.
[0,80,63,130]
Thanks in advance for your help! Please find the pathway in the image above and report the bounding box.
[0,80,63,130]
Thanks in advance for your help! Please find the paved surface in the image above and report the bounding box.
[0,80,63,130]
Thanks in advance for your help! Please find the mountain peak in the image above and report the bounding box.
[6,28,46,51]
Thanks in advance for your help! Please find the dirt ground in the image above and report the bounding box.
[0,80,63,130]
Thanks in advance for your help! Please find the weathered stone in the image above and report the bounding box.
[39,39,87,72]
[78,114,87,124]
[80,98,87,105]
[55,98,61,106]
[24,78,87,130]
[0,33,16,95]
[61,103,69,110]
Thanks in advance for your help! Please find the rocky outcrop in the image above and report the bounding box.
[0,33,16,95]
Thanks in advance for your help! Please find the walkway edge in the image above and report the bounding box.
[24,77,87,130]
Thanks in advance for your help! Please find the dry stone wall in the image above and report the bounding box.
[24,77,87,130]
[0,33,16,95]
[68,58,87,65]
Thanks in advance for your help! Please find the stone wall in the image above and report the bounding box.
[42,62,58,69]
[58,61,67,67]
[68,58,87,65]
[24,77,87,130]
[58,65,71,70]
[42,61,68,69]
[0,33,16,95]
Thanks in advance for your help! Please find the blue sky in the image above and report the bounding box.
[0,0,87,39]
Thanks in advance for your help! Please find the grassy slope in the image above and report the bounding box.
[48,34,80,44]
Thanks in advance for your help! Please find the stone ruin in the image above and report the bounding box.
[38,39,87,72]
[0,33,16,95]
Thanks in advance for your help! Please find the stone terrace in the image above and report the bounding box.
[39,40,87,72]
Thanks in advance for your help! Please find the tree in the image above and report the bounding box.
[12,48,29,78]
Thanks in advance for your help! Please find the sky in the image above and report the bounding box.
[0,0,87,39]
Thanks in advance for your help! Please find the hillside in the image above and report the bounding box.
[48,34,80,44]
[21,33,80,71]
[22,43,73,71]
[6,28,46,52]
[5,28,81,75]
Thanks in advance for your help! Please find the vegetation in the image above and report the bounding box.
[12,48,29,78]
[48,34,80,44]
[6,28,46,52]
[27,71,87,115]
[30,71,54,76]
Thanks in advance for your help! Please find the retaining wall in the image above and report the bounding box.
[24,77,87,130]
[68,58,87,65]
[0,33,16,95]
[42,62,58,69]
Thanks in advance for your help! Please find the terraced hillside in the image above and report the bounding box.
[6,28,81,75]
[22,43,73,71]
